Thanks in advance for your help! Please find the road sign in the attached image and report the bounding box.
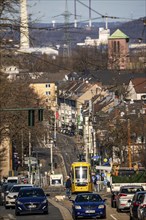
[95,165,112,172]
[24,157,37,165]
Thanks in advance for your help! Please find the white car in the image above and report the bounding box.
[137,193,146,220]
[116,185,144,212]
[5,184,33,209]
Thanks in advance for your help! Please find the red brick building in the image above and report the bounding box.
[108,29,129,70]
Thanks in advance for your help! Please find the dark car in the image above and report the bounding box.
[142,207,146,220]
[71,193,106,220]
[15,187,49,215]
[129,191,146,220]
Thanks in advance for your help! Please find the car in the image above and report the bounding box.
[5,184,33,209]
[137,193,146,220]
[71,193,106,220]
[1,183,15,206]
[15,187,49,215]
[116,185,144,212]
[141,207,146,220]
[129,191,146,220]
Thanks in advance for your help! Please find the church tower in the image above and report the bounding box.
[108,29,129,70]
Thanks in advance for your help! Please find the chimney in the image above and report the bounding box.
[20,0,29,49]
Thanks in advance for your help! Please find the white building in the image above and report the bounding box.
[77,27,110,47]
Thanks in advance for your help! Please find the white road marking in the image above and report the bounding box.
[7,214,16,220]
[110,214,118,220]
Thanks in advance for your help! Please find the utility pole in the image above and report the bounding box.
[21,130,24,167]
[89,0,92,28]
[84,116,89,162]
[28,130,32,183]
[127,118,132,168]
[50,140,54,174]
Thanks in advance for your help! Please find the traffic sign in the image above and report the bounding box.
[24,157,37,165]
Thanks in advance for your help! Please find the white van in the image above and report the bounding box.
[7,176,19,184]
[50,174,63,186]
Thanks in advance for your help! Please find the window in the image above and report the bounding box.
[46,84,50,88]
[46,91,50,96]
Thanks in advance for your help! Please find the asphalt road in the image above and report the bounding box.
[0,200,64,220]
[0,192,131,220]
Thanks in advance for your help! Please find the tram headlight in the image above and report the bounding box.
[75,205,81,209]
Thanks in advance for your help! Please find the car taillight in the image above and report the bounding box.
[118,193,127,197]
[140,204,146,209]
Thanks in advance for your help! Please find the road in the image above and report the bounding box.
[0,200,64,220]
[56,133,80,175]
[58,191,131,220]
[0,191,131,220]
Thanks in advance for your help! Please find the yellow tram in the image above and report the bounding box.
[71,161,93,193]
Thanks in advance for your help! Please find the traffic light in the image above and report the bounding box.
[28,110,35,126]
[38,109,43,122]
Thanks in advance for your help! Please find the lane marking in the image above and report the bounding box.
[110,214,118,220]
[7,214,16,220]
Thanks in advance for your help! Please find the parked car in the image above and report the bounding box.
[129,191,146,220]
[116,185,144,212]
[137,193,146,220]
[15,187,49,215]
[141,207,146,220]
[5,184,33,209]
[1,183,15,206]
[71,193,106,220]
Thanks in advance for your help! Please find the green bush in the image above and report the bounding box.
[112,171,146,183]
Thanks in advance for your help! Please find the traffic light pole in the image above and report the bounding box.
[28,130,32,183]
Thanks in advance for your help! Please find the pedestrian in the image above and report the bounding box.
[65,176,72,199]
[93,176,97,192]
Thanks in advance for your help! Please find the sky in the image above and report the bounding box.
[28,0,146,23]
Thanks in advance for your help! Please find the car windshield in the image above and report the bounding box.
[121,188,143,194]
[18,188,45,198]
[10,186,31,193]
[76,194,102,202]
[6,184,14,192]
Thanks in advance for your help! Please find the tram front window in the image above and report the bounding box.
[75,166,87,179]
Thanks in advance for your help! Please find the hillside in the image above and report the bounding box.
[29,17,146,48]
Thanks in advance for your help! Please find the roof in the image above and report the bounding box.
[67,70,146,87]
[120,185,144,188]
[108,29,129,39]
[130,78,146,93]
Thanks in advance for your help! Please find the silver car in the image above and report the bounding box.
[5,184,33,209]
[116,185,144,212]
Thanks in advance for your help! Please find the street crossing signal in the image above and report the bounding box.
[28,110,35,126]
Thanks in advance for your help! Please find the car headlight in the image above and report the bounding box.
[42,199,47,204]
[98,205,104,209]
[16,201,23,205]
[75,205,81,209]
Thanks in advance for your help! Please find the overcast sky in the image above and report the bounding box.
[28,0,146,23]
